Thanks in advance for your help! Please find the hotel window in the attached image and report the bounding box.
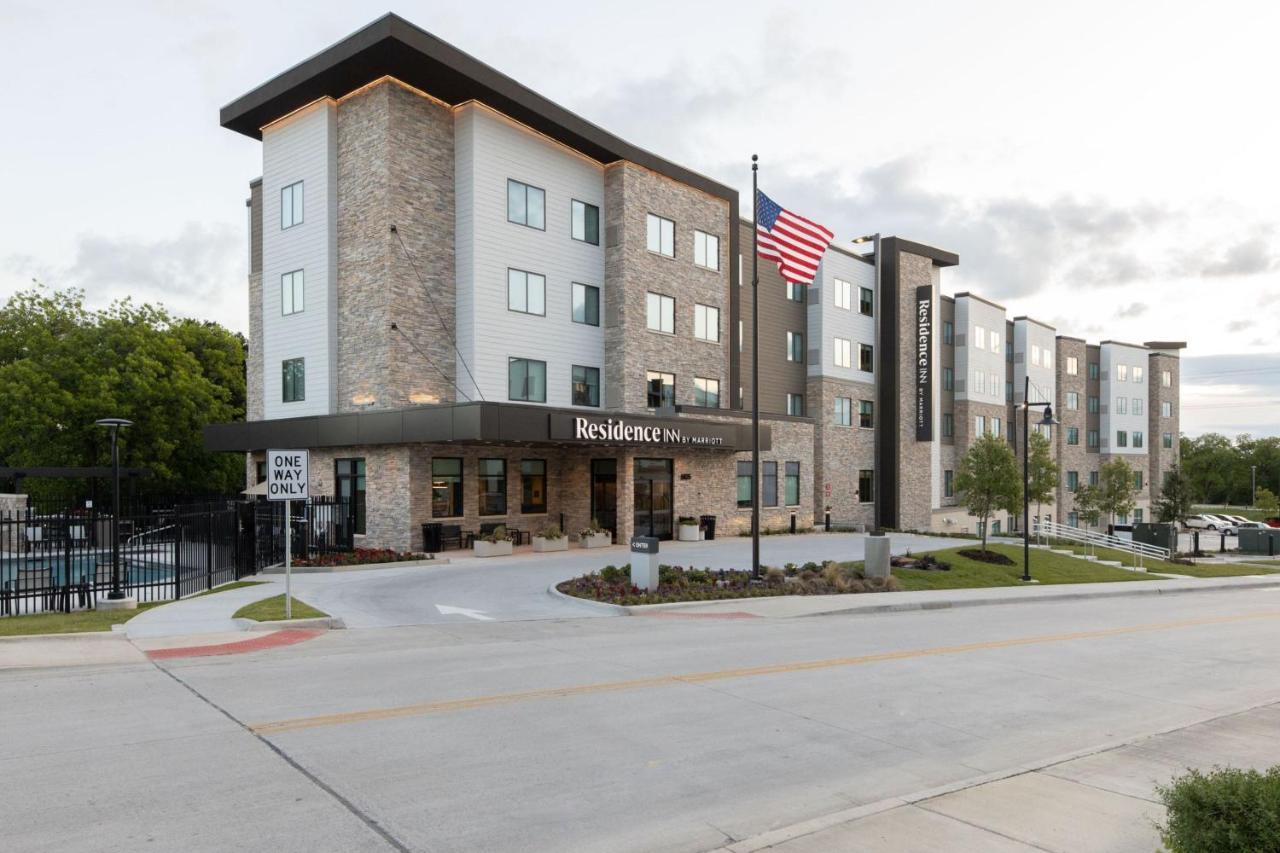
[1043,349,1052,369]
[1066,356,1077,375]
[572,365,600,407]
[788,282,805,302]
[858,469,875,503]
[431,458,463,518]
[990,373,999,398]
[1133,366,1144,383]
[1068,512,1079,528]
[646,213,675,257]
[942,367,953,391]
[1161,401,1171,417]
[834,397,852,426]
[281,358,304,403]
[859,344,874,373]
[944,470,954,498]
[1134,508,1144,524]
[1067,426,1079,445]
[943,321,954,345]
[1162,432,1173,448]
[646,371,675,409]
[478,459,507,516]
[974,372,986,395]
[1006,381,1013,402]
[508,269,546,315]
[992,416,1001,437]
[762,462,778,507]
[694,377,720,408]
[507,179,545,229]
[1087,429,1099,448]
[693,230,720,271]
[834,278,851,310]
[787,393,805,416]
[281,269,304,315]
[1088,395,1099,413]
[694,304,720,342]
[508,357,547,402]
[281,180,303,229]
[1115,397,1127,415]
[1088,362,1099,380]
[1134,470,1144,490]
[834,337,852,368]
[1161,370,1172,387]
[1132,431,1144,448]
[1032,344,1041,366]
[335,458,366,535]
[785,462,800,506]
[859,400,874,429]
[973,325,985,350]
[1090,470,1100,486]
[1116,430,1128,448]
[1006,341,1013,362]
[1133,398,1143,416]
[736,461,754,508]
[1067,471,1079,492]
[571,200,599,245]
[787,331,804,362]
[572,283,599,326]
[255,461,267,484]
[859,286,874,316]
[1116,364,1129,382]
[521,460,547,513]
[976,414,986,435]
[1066,391,1078,410]
[942,413,954,437]
[646,292,675,333]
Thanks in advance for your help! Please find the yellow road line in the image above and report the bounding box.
[250,609,1280,735]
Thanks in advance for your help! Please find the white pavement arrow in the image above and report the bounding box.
[435,604,494,621]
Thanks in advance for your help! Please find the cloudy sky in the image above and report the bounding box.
[3,0,1278,436]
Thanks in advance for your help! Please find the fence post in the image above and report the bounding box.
[174,516,182,599]
[206,510,214,592]
[63,511,72,613]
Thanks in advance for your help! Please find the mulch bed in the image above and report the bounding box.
[957,548,1016,565]
[293,548,430,567]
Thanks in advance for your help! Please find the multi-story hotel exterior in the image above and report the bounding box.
[207,14,1183,550]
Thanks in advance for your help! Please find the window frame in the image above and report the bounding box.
[786,393,805,417]
[571,364,600,407]
[834,397,852,427]
[280,180,304,230]
[431,457,463,519]
[507,179,546,230]
[478,458,508,516]
[694,376,720,408]
[762,461,778,508]
[571,282,600,326]
[858,400,874,429]
[507,268,547,316]
[694,303,721,342]
[646,213,675,257]
[784,461,800,507]
[281,269,305,316]
[859,286,874,316]
[736,461,754,509]
[570,199,600,245]
[281,358,305,403]
[858,469,875,503]
[521,459,547,514]
[858,343,874,373]
[646,371,675,409]
[507,357,547,403]
[693,230,720,271]
[334,458,366,535]
[787,331,804,363]
[834,336,852,369]
[834,278,851,310]
[646,292,675,334]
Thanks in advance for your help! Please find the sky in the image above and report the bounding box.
[2,0,1278,437]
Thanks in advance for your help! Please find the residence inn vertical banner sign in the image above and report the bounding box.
[914,285,933,441]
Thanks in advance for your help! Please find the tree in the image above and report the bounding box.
[955,434,1022,554]
[0,287,245,500]
[1257,487,1280,516]
[1025,430,1060,540]
[1073,483,1103,556]
[1155,465,1193,525]
[1097,457,1138,530]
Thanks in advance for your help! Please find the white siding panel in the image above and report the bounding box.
[954,296,1006,405]
[1100,342,1149,456]
[808,251,875,382]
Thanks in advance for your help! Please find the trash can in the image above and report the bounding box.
[422,522,442,553]
[700,515,717,541]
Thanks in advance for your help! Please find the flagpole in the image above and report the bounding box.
[751,154,761,580]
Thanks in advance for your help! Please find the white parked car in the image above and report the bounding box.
[1186,514,1232,531]
[1224,515,1252,525]
[1237,521,1271,531]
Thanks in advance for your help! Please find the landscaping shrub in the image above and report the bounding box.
[294,548,428,567]
[1157,765,1280,852]
[958,548,1015,565]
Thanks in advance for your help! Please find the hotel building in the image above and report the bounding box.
[206,14,1183,549]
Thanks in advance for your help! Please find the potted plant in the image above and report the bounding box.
[677,516,701,542]
[532,524,568,553]
[473,525,514,558]
[578,519,612,549]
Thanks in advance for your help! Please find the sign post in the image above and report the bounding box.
[629,536,660,591]
[266,449,310,620]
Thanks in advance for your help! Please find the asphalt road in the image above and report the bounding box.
[7,585,1280,852]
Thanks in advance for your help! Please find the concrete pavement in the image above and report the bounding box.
[124,580,283,638]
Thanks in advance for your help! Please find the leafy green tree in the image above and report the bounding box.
[1257,487,1280,516]
[1155,465,1193,525]
[1074,483,1102,530]
[0,287,245,500]
[1097,457,1138,530]
[1026,430,1060,539]
[955,434,1022,554]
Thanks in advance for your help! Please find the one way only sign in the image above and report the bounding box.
[266,450,309,501]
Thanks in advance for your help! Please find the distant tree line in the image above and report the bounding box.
[1180,433,1280,506]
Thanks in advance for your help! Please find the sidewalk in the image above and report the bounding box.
[717,700,1280,852]
[123,579,284,638]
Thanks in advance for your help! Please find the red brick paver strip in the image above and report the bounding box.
[145,629,323,660]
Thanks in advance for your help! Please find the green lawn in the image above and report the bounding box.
[1147,562,1279,578]
[0,602,164,637]
[233,594,327,622]
[1039,540,1280,577]
[885,543,1156,591]
[192,580,267,598]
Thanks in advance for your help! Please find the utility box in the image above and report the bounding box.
[1240,527,1280,556]
[1133,523,1177,552]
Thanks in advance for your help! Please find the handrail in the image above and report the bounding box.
[1034,519,1171,563]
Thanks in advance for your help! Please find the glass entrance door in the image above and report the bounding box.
[590,459,617,537]
[633,458,674,540]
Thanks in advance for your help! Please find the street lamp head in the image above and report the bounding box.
[852,233,878,244]
[94,418,133,429]
[1039,406,1059,427]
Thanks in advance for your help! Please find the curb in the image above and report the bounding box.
[246,616,344,631]
[0,630,129,644]
[261,558,446,575]
[545,584,629,615]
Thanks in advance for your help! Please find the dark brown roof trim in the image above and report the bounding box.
[1056,334,1086,343]
[952,292,1006,311]
[1144,340,1187,350]
[1013,315,1056,330]
[1099,339,1148,349]
[893,238,958,267]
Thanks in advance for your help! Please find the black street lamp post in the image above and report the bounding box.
[94,418,133,600]
[1021,376,1057,583]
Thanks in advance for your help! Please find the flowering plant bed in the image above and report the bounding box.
[557,561,899,606]
[293,548,431,567]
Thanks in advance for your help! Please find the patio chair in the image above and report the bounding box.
[439,525,462,551]
[16,566,56,612]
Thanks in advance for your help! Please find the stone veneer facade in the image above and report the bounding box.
[1148,351,1181,504]
[1055,337,1091,522]
[808,377,876,528]
[895,251,937,531]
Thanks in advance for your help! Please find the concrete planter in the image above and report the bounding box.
[473,540,513,558]
[677,523,701,542]
[579,532,613,549]
[532,536,568,553]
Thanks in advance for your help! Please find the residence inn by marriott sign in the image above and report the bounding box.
[548,413,761,450]
[915,285,934,442]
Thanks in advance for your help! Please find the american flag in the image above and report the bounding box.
[756,191,835,285]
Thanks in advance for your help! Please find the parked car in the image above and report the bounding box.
[1186,514,1234,532]
[1237,521,1271,531]
[1266,518,1280,528]
[1223,514,1252,525]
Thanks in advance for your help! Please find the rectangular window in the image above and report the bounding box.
[944,470,954,498]
[784,462,800,506]
[507,179,545,229]
[508,357,547,402]
[646,213,675,257]
[694,377,720,408]
[943,413,954,437]
[572,283,600,326]
[1090,470,1100,486]
[1088,395,1099,413]
[1115,397,1127,415]
[1116,364,1129,382]
[431,458,463,518]
[646,292,675,333]
[992,416,1001,437]
[1134,508,1143,524]
[1088,429,1099,448]
[1066,356,1078,375]
[478,459,507,516]
[834,397,852,426]
[1006,381,1013,403]
[1116,430,1128,448]
[1067,471,1079,492]
[1133,398,1143,416]
[693,230,720,271]
[571,199,599,245]
[572,365,600,407]
[787,332,804,362]
[858,469,875,503]
[1043,348,1052,369]
[859,286,874,316]
[335,458,366,535]
[1163,432,1173,449]
[281,358,305,403]
[1132,431,1144,448]
[943,321,954,345]
[694,304,720,342]
[834,279,851,310]
[976,414,986,435]
[507,269,546,315]
[787,282,805,302]
[1006,341,1013,362]
[521,460,547,513]
[859,344,874,373]
[1089,362,1100,380]
[859,400,874,429]
[942,367,953,391]
[646,371,675,409]
[1031,344,1041,366]
[834,337,852,368]
[1068,512,1079,527]
[1161,401,1171,417]
[1162,370,1172,387]
[1067,426,1079,445]
[1134,470,1144,490]
[973,325,985,350]
[787,393,805,417]
[1066,391,1078,410]
[736,461,754,508]
[1134,366,1144,383]
[281,180,303,229]
[762,461,778,507]
[281,269,304,315]
[974,371,986,395]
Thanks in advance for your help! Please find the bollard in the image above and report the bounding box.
[825,511,831,532]
[1220,533,1226,554]
[1193,531,1199,554]
[790,512,796,534]
[1270,535,1275,557]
